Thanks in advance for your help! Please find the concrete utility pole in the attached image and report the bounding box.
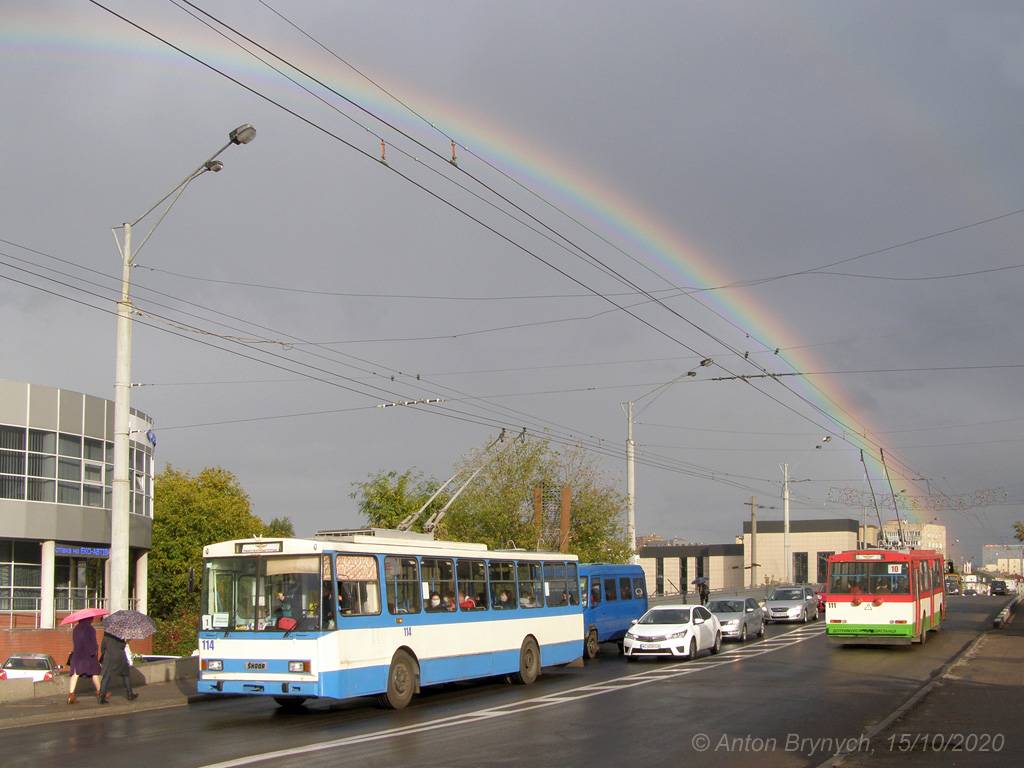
[623,359,712,566]
[781,436,831,585]
[749,496,758,589]
[109,124,256,612]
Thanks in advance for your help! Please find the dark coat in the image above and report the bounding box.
[100,633,131,677]
[69,618,102,677]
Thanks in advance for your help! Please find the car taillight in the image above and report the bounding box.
[0,670,6,680]
[44,672,53,681]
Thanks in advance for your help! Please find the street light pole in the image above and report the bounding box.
[108,124,256,612]
[626,400,636,562]
[623,358,712,564]
[781,435,831,584]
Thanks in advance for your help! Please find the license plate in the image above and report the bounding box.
[641,643,661,650]
[245,662,267,671]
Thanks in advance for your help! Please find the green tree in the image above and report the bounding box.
[1014,521,1024,542]
[350,469,445,531]
[148,465,266,655]
[263,516,295,537]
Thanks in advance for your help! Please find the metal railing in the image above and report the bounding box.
[2,595,138,629]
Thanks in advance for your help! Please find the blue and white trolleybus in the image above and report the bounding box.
[198,528,583,708]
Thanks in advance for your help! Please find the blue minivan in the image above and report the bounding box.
[579,563,649,658]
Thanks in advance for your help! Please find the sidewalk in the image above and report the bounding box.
[0,675,210,730]
[831,596,1024,767]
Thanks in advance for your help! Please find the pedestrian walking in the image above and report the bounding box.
[98,633,137,703]
[66,616,102,704]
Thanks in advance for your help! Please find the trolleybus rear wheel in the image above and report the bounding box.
[512,637,540,685]
[379,650,417,709]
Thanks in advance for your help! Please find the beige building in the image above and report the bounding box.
[640,519,862,596]
[741,518,860,586]
[638,542,744,596]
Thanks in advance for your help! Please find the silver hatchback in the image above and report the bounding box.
[707,597,765,641]
[764,586,819,623]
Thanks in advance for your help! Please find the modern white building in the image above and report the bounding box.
[0,380,154,628]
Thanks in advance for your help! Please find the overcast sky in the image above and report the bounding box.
[3,1,1023,565]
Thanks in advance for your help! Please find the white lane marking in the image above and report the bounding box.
[197,624,826,768]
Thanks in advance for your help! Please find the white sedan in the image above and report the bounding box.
[1,653,61,682]
[623,604,722,660]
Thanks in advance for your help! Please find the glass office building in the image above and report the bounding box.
[0,380,153,627]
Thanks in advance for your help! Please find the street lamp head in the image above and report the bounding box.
[229,124,257,145]
[204,160,224,173]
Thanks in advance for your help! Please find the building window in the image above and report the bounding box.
[0,540,41,611]
[793,552,808,584]
[0,422,151,515]
[817,552,833,583]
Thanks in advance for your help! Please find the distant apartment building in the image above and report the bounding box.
[879,520,947,554]
[982,543,1024,575]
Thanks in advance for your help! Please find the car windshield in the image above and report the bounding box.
[638,608,690,625]
[4,657,48,671]
[768,589,804,601]
[708,600,743,613]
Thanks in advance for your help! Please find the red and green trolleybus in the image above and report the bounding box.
[825,549,945,645]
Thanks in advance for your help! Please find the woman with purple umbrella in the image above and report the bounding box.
[67,617,103,704]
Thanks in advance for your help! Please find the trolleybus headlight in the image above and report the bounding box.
[288,661,311,673]
[203,659,223,672]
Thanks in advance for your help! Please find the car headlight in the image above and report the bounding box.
[667,630,689,640]
[722,619,739,626]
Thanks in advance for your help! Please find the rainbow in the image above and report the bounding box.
[6,3,928,514]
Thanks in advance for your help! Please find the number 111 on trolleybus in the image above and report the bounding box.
[197,529,583,709]
[825,549,945,645]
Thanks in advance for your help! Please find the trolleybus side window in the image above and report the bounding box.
[518,561,542,608]
[489,560,517,610]
[566,562,579,605]
[385,556,421,614]
[457,558,488,610]
[421,557,455,612]
[335,554,381,616]
[544,562,571,606]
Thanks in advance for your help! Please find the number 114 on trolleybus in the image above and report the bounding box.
[825,549,945,645]
[197,529,584,709]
